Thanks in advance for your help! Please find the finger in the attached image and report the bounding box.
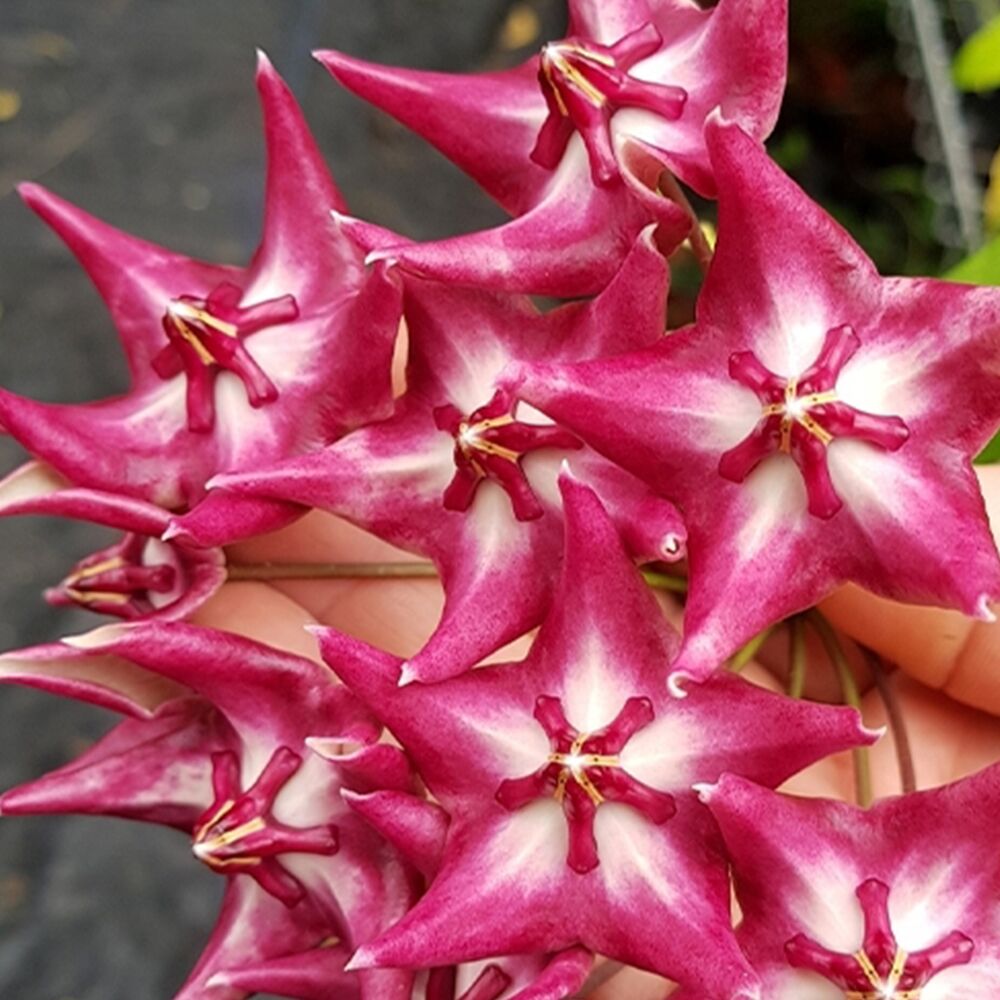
[189,580,320,660]
[588,965,669,1000]
[817,464,1000,716]
[861,669,1000,794]
[224,509,447,657]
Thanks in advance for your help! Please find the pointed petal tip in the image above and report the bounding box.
[304,734,366,761]
[61,623,132,650]
[344,948,375,972]
[661,532,685,562]
[666,670,697,699]
[365,248,397,269]
[976,593,996,623]
[863,723,887,744]
[692,780,718,803]
[16,180,44,203]
[160,520,186,543]
[254,47,272,72]
[303,623,326,639]
[397,663,418,687]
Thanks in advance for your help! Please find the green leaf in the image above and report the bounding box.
[953,14,1000,93]
[946,235,1000,462]
[945,233,1000,285]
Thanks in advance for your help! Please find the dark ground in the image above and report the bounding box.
[0,1,986,997]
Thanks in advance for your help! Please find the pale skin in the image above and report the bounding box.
[193,464,1000,999]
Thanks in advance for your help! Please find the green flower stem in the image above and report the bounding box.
[728,625,775,673]
[807,611,873,808]
[227,561,439,581]
[866,650,917,795]
[787,616,807,699]
[640,568,689,593]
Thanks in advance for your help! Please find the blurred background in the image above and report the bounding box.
[0,1,997,997]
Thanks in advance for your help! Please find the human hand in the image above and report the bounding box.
[185,465,1000,998]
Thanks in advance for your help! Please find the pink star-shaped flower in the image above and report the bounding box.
[512,116,1000,685]
[0,461,225,621]
[0,624,417,999]
[311,473,876,995]
[316,0,786,295]
[0,52,398,544]
[211,231,686,684]
[217,783,594,1000]
[688,771,1000,999]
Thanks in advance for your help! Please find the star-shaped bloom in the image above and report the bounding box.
[212,231,687,684]
[311,473,876,996]
[0,52,399,540]
[316,0,786,295]
[686,771,1000,999]
[511,116,1000,686]
[0,624,418,999]
[216,783,594,1000]
[0,461,225,621]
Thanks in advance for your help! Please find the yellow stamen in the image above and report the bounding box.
[548,732,621,806]
[457,415,522,463]
[761,379,839,452]
[167,299,239,367]
[845,949,916,999]
[64,555,127,587]
[541,43,615,116]
[64,587,130,606]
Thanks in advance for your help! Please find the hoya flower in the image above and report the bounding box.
[217,783,593,1000]
[512,116,1000,686]
[212,231,686,685]
[316,0,786,295]
[690,772,1000,999]
[0,624,417,999]
[0,461,224,621]
[310,474,876,996]
[0,52,398,538]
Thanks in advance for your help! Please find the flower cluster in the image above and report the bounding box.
[3,2,1000,999]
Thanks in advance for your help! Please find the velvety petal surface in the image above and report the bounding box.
[513,117,1000,681]
[701,772,1000,999]
[312,474,873,994]
[1,54,397,513]
[215,233,685,682]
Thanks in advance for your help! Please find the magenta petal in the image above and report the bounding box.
[373,158,684,297]
[317,474,870,992]
[64,622,380,748]
[315,50,548,216]
[173,878,335,1000]
[701,770,1000,998]
[505,948,592,1000]
[17,181,238,387]
[567,0,656,42]
[0,698,223,828]
[514,117,1000,681]
[4,60,398,511]
[206,944,361,1000]
[342,789,449,878]
[165,490,306,548]
[0,639,188,717]
[0,461,226,621]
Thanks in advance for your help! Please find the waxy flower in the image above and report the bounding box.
[317,0,786,295]
[0,624,417,999]
[216,782,594,1000]
[0,52,398,541]
[212,231,686,684]
[311,474,876,996]
[511,117,1000,685]
[0,461,224,621]
[688,772,1000,999]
